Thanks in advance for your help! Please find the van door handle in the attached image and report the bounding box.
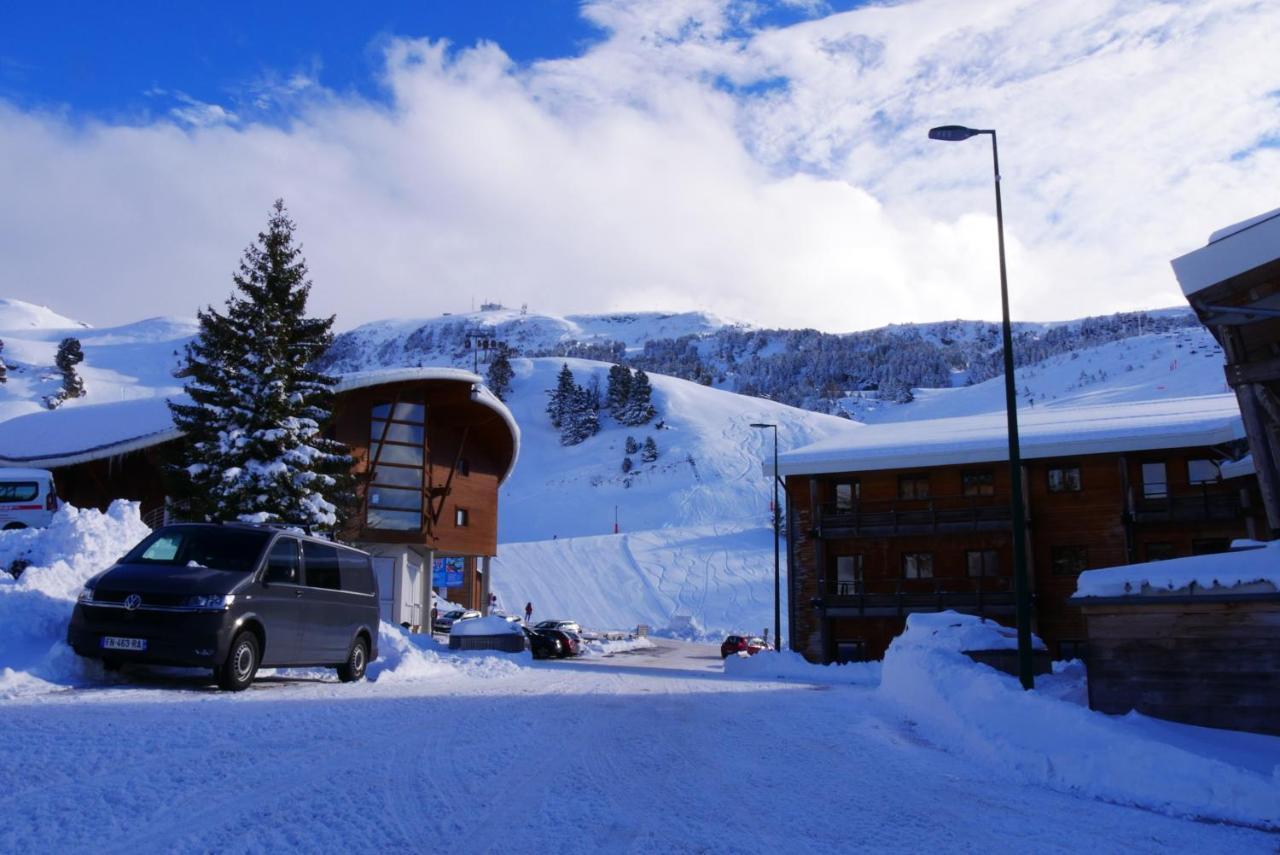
[294,590,303,598]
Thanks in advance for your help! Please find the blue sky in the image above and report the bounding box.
[0,0,1276,331]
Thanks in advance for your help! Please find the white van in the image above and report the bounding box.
[0,468,59,530]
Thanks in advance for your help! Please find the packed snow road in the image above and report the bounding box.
[1,642,1272,854]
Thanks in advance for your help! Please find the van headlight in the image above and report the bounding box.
[185,594,235,611]
[77,586,95,604]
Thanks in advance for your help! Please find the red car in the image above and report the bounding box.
[720,635,770,658]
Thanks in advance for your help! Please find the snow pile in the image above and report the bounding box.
[879,612,1280,829]
[580,635,655,657]
[449,615,523,636]
[892,610,1047,652]
[0,501,152,697]
[368,623,525,682]
[724,649,881,686]
[1075,541,1280,597]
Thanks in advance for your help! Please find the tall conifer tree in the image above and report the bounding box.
[168,200,353,527]
[486,345,514,401]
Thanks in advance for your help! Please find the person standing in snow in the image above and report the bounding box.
[524,602,533,624]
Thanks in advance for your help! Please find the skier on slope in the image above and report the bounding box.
[525,602,533,624]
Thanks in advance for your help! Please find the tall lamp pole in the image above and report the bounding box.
[750,422,781,651]
[928,125,1034,690]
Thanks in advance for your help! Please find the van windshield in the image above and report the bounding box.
[122,526,272,573]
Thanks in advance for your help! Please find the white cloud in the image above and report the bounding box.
[0,0,1277,332]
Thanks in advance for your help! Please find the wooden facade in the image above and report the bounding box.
[787,446,1264,663]
[1077,595,1280,735]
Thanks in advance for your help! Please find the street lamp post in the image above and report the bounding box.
[750,422,782,652]
[928,125,1034,690]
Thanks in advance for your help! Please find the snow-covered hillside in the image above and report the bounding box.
[0,299,194,422]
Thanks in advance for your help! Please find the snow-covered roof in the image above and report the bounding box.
[1171,206,1280,298]
[0,369,521,484]
[771,396,1245,477]
[1073,540,1279,599]
[0,467,56,480]
[0,396,183,469]
[1220,453,1255,479]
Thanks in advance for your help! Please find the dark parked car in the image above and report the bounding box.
[522,626,562,659]
[67,523,380,691]
[720,635,770,658]
[433,609,481,634]
[533,619,582,634]
[536,628,582,658]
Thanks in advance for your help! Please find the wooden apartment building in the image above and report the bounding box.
[773,396,1264,662]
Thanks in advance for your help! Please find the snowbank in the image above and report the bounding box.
[1074,541,1280,597]
[879,612,1280,829]
[369,623,526,682]
[724,649,881,686]
[0,501,152,697]
[580,635,655,657]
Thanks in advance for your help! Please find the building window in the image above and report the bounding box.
[835,554,863,595]
[961,470,995,497]
[833,480,860,512]
[898,475,930,500]
[368,401,426,531]
[1141,462,1167,499]
[1191,538,1230,556]
[1051,546,1089,575]
[965,549,1000,577]
[1187,459,1220,486]
[1145,542,1177,562]
[458,457,471,477]
[902,552,934,579]
[455,508,469,527]
[835,639,868,663]
[1047,465,1082,493]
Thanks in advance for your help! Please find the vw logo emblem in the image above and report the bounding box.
[123,594,142,611]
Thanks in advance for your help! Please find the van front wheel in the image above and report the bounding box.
[217,631,260,691]
[337,637,368,683]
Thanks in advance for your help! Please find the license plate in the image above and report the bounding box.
[101,636,147,651]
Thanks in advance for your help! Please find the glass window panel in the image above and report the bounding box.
[304,542,341,590]
[369,487,422,511]
[1187,459,1220,485]
[1048,466,1082,493]
[0,482,38,502]
[366,508,422,531]
[834,482,858,511]
[266,538,300,584]
[370,420,425,444]
[962,471,995,497]
[1141,463,1167,498]
[368,442,424,467]
[370,465,423,488]
[372,402,425,423]
[1051,546,1089,575]
[903,553,933,579]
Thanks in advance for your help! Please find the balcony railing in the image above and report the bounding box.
[1129,487,1243,524]
[818,495,1013,538]
[822,575,1015,617]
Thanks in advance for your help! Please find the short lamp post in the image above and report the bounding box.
[750,422,782,652]
[927,125,1034,690]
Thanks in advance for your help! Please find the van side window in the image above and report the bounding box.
[304,542,341,590]
[265,538,300,584]
[337,550,376,595]
[0,481,39,502]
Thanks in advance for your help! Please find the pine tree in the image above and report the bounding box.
[486,345,513,401]
[621,456,633,473]
[168,199,353,527]
[641,436,659,463]
[624,435,640,455]
[619,368,656,426]
[0,338,7,385]
[547,363,576,428]
[560,384,599,446]
[605,363,632,417]
[45,337,86,408]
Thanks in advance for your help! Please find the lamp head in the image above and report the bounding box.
[928,125,984,141]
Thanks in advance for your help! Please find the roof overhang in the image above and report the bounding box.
[1171,208,1280,308]
[771,396,1245,478]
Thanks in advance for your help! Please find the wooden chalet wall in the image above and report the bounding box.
[333,379,514,611]
[788,446,1263,662]
[49,446,171,523]
[1080,596,1280,735]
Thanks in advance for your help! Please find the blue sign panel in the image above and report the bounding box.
[432,556,465,588]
